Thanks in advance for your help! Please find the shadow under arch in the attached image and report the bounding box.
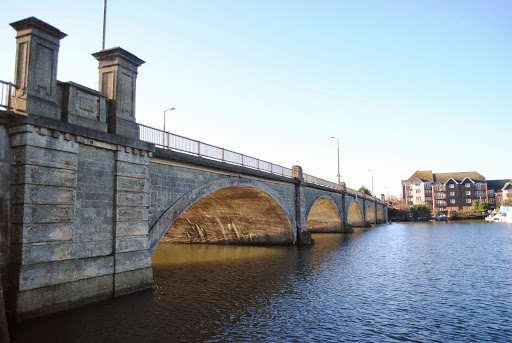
[366,204,376,223]
[347,200,364,227]
[148,177,296,254]
[305,196,342,232]
[377,207,384,221]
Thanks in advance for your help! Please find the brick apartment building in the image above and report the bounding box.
[402,170,512,213]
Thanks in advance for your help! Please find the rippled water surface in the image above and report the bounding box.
[17,221,512,342]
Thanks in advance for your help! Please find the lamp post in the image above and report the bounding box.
[163,107,175,147]
[330,136,340,184]
[163,107,175,132]
[368,169,374,196]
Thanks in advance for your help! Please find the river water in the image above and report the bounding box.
[17,221,512,342]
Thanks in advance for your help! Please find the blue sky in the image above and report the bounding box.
[1,1,511,198]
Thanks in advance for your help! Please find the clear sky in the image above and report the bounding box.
[1,0,511,198]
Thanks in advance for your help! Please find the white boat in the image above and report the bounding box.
[485,212,507,222]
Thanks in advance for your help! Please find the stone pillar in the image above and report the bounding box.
[10,17,67,119]
[292,165,313,245]
[113,147,152,296]
[92,48,145,139]
[381,194,385,202]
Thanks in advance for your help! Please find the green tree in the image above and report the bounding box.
[409,203,431,220]
[471,200,479,211]
[358,185,372,196]
[477,202,492,212]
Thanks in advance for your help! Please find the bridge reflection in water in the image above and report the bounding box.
[17,223,512,342]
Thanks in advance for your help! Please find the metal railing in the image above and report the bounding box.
[303,173,342,190]
[0,80,14,111]
[139,123,383,204]
[139,124,293,178]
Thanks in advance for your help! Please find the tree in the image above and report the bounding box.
[477,202,493,212]
[358,185,372,196]
[409,203,431,220]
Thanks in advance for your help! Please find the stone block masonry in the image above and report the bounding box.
[5,115,154,320]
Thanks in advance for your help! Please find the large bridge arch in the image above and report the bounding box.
[305,195,342,232]
[366,203,376,223]
[148,177,296,253]
[347,200,364,227]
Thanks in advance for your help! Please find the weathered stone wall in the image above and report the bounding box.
[4,115,154,320]
[0,123,11,290]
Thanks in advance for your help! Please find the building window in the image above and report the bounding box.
[451,207,456,211]
[450,199,455,204]
[425,183,430,188]
[488,190,494,196]
[426,197,432,201]
[497,198,502,202]
[466,199,471,203]
[466,191,471,195]
[449,191,455,196]
[437,185,443,191]
[416,196,421,201]
[475,191,483,197]
[465,183,470,188]
[490,198,494,203]
[476,183,482,190]
[449,184,455,188]
[416,189,421,193]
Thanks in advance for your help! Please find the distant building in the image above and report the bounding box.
[489,180,512,207]
[402,170,512,213]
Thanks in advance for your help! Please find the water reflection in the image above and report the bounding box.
[16,222,512,342]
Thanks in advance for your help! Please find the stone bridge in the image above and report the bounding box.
[0,17,387,323]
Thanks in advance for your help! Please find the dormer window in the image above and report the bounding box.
[449,184,455,189]
[465,183,470,187]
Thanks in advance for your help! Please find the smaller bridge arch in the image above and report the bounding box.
[305,196,342,232]
[347,200,364,227]
[366,203,376,224]
[377,207,384,222]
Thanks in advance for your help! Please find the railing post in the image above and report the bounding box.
[222,148,224,162]
[241,154,244,167]
[7,82,12,111]
[197,141,200,157]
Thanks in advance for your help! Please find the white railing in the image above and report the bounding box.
[0,80,14,111]
[139,123,383,204]
[139,124,293,178]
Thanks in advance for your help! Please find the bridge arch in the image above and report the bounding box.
[366,203,376,224]
[148,177,296,253]
[347,200,364,227]
[377,207,384,222]
[305,195,342,232]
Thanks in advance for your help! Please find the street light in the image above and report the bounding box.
[163,107,175,147]
[330,137,340,184]
[368,169,374,196]
[163,107,175,132]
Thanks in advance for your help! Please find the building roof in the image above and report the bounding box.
[405,170,434,183]
[433,171,486,184]
[487,179,512,191]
